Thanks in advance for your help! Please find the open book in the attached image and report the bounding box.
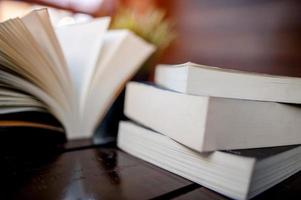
[0,9,155,139]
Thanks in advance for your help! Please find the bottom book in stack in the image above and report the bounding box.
[117,121,301,200]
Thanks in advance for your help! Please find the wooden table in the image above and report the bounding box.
[1,1,301,199]
[2,139,301,200]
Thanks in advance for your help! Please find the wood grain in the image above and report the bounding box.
[173,187,228,200]
[2,147,191,200]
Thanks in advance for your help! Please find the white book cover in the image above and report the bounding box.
[155,62,301,104]
[125,82,301,151]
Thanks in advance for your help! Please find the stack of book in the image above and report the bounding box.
[117,62,301,200]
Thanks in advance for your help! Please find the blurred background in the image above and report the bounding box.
[1,0,301,78]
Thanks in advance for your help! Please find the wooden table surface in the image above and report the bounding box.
[2,139,301,200]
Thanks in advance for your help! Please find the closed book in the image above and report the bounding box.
[125,82,301,151]
[155,62,301,104]
[117,121,301,200]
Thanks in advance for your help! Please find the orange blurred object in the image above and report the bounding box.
[0,1,32,21]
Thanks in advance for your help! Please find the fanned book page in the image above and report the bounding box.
[0,9,155,139]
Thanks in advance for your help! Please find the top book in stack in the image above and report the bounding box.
[155,62,301,104]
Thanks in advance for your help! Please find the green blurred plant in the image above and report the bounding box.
[111,6,176,58]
